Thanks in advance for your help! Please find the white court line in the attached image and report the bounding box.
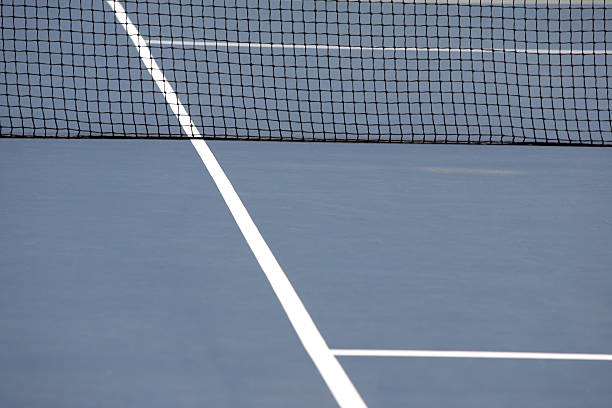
[311,0,608,4]
[344,0,606,3]
[106,1,366,407]
[333,349,612,361]
[269,0,606,3]
[148,39,611,55]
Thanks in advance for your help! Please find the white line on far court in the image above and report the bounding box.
[332,349,612,361]
[319,0,608,4]
[106,1,366,407]
[149,39,611,55]
[343,0,606,3]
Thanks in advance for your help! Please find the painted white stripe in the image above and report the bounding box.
[270,0,607,3]
[106,1,366,407]
[344,0,606,4]
[332,349,612,361]
[149,39,611,55]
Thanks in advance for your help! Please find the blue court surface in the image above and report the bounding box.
[1,139,611,407]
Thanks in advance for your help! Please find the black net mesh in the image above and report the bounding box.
[1,0,610,144]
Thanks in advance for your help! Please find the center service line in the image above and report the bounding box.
[106,2,366,407]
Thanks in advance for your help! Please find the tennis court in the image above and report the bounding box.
[1,1,611,407]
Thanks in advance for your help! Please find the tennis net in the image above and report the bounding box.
[1,0,610,144]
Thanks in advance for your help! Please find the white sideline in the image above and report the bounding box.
[106,1,366,407]
[149,39,611,55]
[333,349,612,361]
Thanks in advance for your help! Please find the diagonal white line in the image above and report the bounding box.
[148,39,611,55]
[332,349,612,361]
[106,1,366,407]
